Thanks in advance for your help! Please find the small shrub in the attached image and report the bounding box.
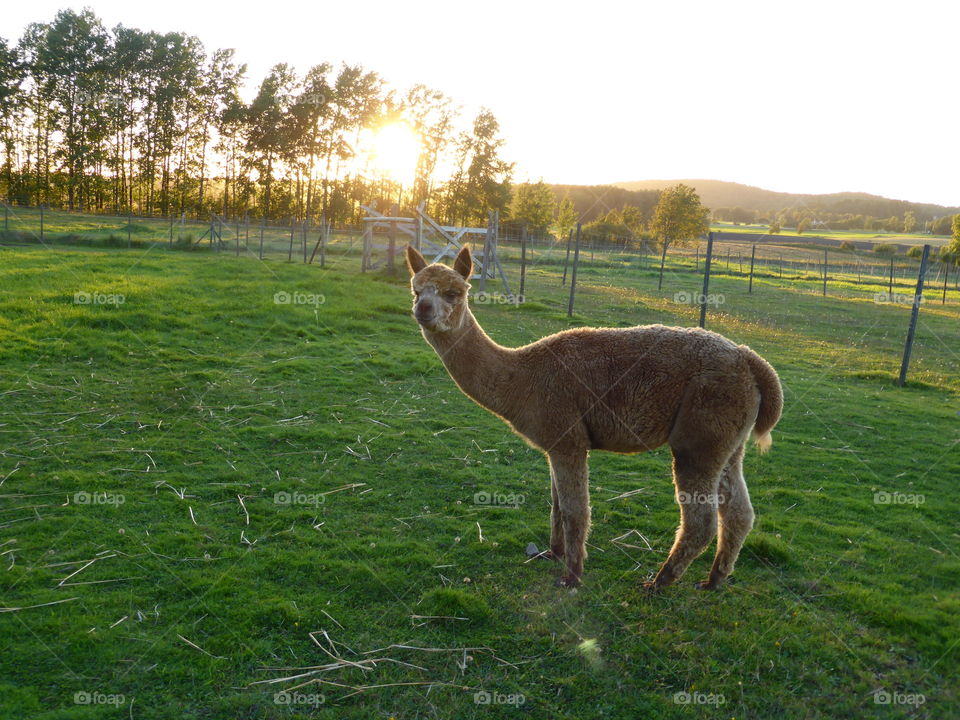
[873,243,897,255]
[906,245,925,259]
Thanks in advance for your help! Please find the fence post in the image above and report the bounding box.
[169,213,174,246]
[127,212,132,248]
[567,223,582,317]
[897,244,931,387]
[388,219,397,271]
[259,219,264,260]
[519,224,527,302]
[562,229,572,286]
[40,205,44,243]
[415,215,423,252]
[695,245,699,272]
[321,219,327,268]
[889,257,894,295]
[822,248,828,296]
[288,219,294,262]
[699,232,714,329]
[943,262,949,305]
[748,243,756,293]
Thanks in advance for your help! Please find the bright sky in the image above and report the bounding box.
[4,0,958,206]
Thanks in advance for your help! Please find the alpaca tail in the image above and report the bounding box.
[741,346,783,453]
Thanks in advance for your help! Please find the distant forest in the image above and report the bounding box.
[616,179,960,234]
[0,8,514,226]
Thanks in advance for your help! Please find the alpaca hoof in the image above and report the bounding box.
[695,576,734,590]
[556,575,580,588]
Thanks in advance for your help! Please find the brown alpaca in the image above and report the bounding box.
[406,245,782,589]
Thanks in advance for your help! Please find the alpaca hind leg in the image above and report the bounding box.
[547,471,565,560]
[699,444,754,589]
[647,450,721,590]
[548,451,590,587]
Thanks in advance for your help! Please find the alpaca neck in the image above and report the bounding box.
[424,308,516,416]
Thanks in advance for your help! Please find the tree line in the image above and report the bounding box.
[0,9,515,226]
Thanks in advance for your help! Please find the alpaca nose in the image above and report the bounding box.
[415,300,434,319]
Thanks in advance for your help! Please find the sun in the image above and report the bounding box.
[369,122,421,187]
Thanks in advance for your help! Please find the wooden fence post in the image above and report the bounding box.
[388,219,397,271]
[897,245,931,387]
[889,257,894,295]
[259,219,264,260]
[567,223,582,317]
[657,240,668,291]
[519,225,527,302]
[822,248,828,296]
[562,229,572,286]
[748,244,756,293]
[288,219,294,262]
[127,212,132,248]
[699,232,714,329]
[40,205,44,243]
[169,214,174,246]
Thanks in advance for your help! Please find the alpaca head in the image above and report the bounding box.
[406,245,472,333]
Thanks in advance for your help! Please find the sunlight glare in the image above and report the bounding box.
[370,122,421,187]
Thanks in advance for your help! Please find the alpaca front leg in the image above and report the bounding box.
[549,451,590,587]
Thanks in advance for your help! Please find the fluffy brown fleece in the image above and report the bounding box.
[406,245,783,589]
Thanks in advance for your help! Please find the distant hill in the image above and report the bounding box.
[612,179,960,221]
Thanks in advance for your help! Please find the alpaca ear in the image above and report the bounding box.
[406,246,427,276]
[453,245,472,280]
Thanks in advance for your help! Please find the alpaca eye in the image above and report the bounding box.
[445,292,460,302]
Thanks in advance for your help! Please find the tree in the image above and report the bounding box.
[511,180,554,233]
[555,195,576,239]
[952,214,960,248]
[903,210,917,234]
[649,183,709,290]
[404,84,455,212]
[931,215,955,235]
[769,220,781,234]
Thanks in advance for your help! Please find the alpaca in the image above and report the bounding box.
[406,245,782,589]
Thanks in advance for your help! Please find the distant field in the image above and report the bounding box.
[0,227,957,717]
[710,221,951,247]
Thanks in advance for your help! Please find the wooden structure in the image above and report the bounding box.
[361,204,512,296]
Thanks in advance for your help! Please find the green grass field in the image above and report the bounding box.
[1,231,958,718]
